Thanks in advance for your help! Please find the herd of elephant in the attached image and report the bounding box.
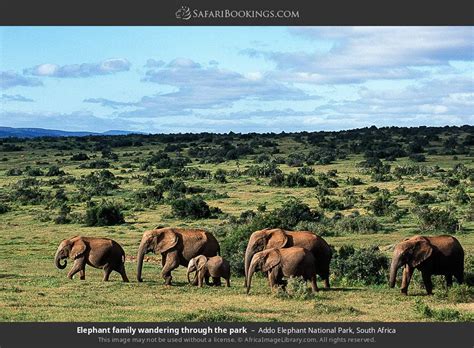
[54,227,465,296]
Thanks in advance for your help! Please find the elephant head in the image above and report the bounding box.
[136,229,178,282]
[246,249,281,294]
[244,229,288,286]
[389,236,433,288]
[54,237,86,269]
[186,255,207,284]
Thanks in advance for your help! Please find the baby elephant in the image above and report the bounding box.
[246,247,317,294]
[54,236,129,282]
[186,255,231,287]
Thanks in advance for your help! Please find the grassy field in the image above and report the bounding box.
[0,127,473,322]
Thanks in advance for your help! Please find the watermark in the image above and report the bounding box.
[175,6,300,21]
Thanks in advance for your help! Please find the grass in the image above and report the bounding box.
[0,130,473,322]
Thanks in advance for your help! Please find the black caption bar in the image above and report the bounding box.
[0,0,473,25]
[0,323,472,348]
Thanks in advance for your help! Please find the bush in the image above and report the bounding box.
[70,153,89,161]
[409,154,426,162]
[414,299,472,321]
[85,201,125,226]
[245,162,282,177]
[79,160,110,169]
[269,198,322,230]
[331,245,389,285]
[78,170,119,196]
[133,186,164,207]
[410,192,437,205]
[412,206,459,233]
[0,203,10,214]
[334,215,382,234]
[9,178,44,204]
[369,190,396,216]
[213,169,227,183]
[365,186,380,194]
[218,224,255,275]
[171,196,219,219]
[346,177,363,185]
[45,165,65,176]
[5,168,23,176]
[276,277,313,300]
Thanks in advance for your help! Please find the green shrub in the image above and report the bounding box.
[9,178,44,204]
[410,192,437,205]
[414,299,472,321]
[45,165,65,176]
[79,159,110,169]
[133,186,164,207]
[5,168,23,176]
[78,170,119,196]
[218,224,254,275]
[335,215,382,234]
[276,277,313,300]
[70,153,89,161]
[85,201,125,226]
[0,203,10,214]
[369,190,396,216]
[412,206,459,233]
[171,196,220,219]
[331,245,389,285]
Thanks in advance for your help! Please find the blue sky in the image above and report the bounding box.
[0,26,473,133]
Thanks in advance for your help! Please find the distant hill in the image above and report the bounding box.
[0,127,143,138]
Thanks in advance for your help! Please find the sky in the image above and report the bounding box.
[0,26,473,133]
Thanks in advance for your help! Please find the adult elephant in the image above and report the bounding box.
[389,235,464,295]
[136,227,220,285]
[244,228,332,288]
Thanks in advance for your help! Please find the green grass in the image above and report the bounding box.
[0,131,473,322]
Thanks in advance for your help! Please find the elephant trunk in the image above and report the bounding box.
[54,248,67,269]
[246,259,258,294]
[136,240,147,282]
[244,244,257,287]
[389,254,401,288]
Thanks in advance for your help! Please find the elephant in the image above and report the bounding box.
[54,236,129,282]
[186,255,231,287]
[136,227,220,285]
[389,235,464,295]
[244,228,332,288]
[246,247,318,294]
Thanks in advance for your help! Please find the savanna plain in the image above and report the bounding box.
[0,126,473,322]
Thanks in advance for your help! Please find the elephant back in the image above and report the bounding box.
[176,229,220,260]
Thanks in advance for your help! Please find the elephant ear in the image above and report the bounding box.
[71,239,86,259]
[155,230,178,253]
[262,249,281,272]
[410,238,433,268]
[196,255,208,272]
[266,229,288,249]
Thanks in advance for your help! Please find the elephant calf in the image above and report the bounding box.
[246,247,318,294]
[390,235,464,295]
[55,236,129,282]
[187,255,231,287]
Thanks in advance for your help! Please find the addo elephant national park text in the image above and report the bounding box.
[0,127,473,322]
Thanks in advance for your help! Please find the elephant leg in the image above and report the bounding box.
[421,271,433,295]
[197,271,204,287]
[225,277,230,287]
[445,274,453,287]
[162,252,179,285]
[67,258,85,279]
[454,270,464,284]
[400,266,413,295]
[212,277,221,286]
[103,264,113,281]
[323,276,330,289]
[118,263,129,282]
[310,275,319,293]
[204,275,212,286]
[79,269,85,280]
